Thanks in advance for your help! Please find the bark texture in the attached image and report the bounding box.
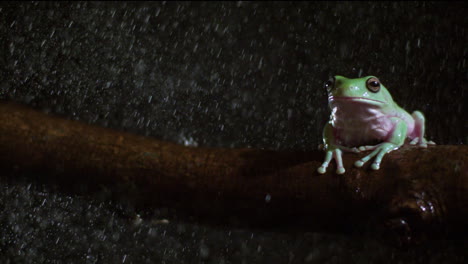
[0,101,466,244]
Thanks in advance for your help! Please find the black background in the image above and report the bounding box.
[1,2,466,263]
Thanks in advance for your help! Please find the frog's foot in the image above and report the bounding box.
[317,148,345,174]
[354,142,400,170]
[409,137,436,148]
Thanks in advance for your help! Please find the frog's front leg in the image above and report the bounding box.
[317,122,358,174]
[409,111,436,147]
[317,146,345,174]
[354,117,407,170]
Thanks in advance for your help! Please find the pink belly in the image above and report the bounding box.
[333,116,395,147]
[329,101,416,147]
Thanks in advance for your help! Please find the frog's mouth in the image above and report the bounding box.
[329,96,385,106]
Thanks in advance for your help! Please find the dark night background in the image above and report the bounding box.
[0,2,467,263]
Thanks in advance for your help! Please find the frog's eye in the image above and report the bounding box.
[324,77,335,92]
[366,77,381,93]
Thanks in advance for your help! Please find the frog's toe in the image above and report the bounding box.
[317,166,327,174]
[358,145,378,151]
[351,147,360,153]
[417,138,435,148]
[354,160,365,168]
[409,137,419,145]
[371,162,380,170]
[336,167,345,174]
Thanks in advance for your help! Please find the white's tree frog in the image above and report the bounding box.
[317,76,435,174]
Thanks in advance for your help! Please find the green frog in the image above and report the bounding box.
[317,75,435,174]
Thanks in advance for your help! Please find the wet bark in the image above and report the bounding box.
[0,101,466,244]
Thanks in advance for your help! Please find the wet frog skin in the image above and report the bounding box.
[317,76,435,174]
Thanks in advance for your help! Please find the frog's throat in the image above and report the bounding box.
[329,96,385,106]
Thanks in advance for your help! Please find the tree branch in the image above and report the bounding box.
[0,101,466,244]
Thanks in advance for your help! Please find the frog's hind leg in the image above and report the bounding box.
[410,111,436,147]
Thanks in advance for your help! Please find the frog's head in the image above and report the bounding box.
[325,75,395,108]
